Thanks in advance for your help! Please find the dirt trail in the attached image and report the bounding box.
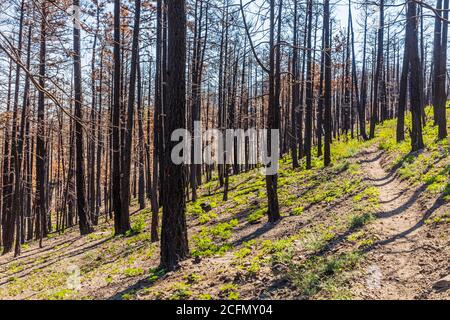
[351,148,449,299]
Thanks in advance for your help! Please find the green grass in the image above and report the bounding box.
[247,208,266,224]
[349,212,375,230]
[148,267,165,283]
[123,267,144,277]
[425,211,450,225]
[47,289,77,300]
[191,219,238,257]
[289,251,362,298]
[170,282,193,300]
[376,107,450,200]
[219,283,239,300]
[197,293,212,300]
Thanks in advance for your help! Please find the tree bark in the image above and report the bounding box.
[370,0,385,139]
[324,0,332,166]
[73,0,93,235]
[160,0,189,271]
[406,0,424,152]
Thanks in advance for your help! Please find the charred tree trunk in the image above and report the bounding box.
[137,55,146,210]
[264,0,281,223]
[369,0,384,139]
[120,0,141,229]
[324,0,332,166]
[73,0,93,235]
[406,0,424,151]
[290,0,299,168]
[160,0,190,271]
[112,0,129,235]
[35,1,48,248]
[304,0,313,169]
[397,37,409,143]
[433,0,448,139]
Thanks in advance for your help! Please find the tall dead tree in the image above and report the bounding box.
[324,0,332,166]
[264,0,281,222]
[120,0,141,229]
[73,0,93,235]
[290,0,299,168]
[406,0,424,151]
[304,0,313,169]
[349,1,367,140]
[151,0,163,242]
[160,0,189,271]
[433,0,448,140]
[112,0,130,235]
[35,0,48,247]
[2,0,25,255]
[370,0,385,139]
[396,34,409,143]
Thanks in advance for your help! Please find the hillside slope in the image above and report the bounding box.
[0,109,449,300]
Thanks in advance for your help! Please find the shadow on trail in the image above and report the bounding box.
[357,150,383,164]
[368,173,397,187]
[306,148,444,260]
[363,196,446,254]
[379,192,403,204]
[376,184,427,219]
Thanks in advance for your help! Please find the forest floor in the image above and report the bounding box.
[349,147,450,299]
[0,108,449,300]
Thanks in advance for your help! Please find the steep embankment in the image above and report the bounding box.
[0,109,449,300]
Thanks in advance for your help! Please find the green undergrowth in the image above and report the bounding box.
[0,208,157,300]
[132,128,382,299]
[0,115,385,300]
[3,106,448,300]
[376,106,450,202]
[192,219,239,257]
[425,211,450,225]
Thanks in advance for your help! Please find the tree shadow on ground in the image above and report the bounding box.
[0,237,112,286]
[376,184,427,219]
[0,237,79,268]
[363,196,446,253]
[108,277,156,300]
[379,192,403,204]
[230,220,279,247]
[357,150,383,164]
